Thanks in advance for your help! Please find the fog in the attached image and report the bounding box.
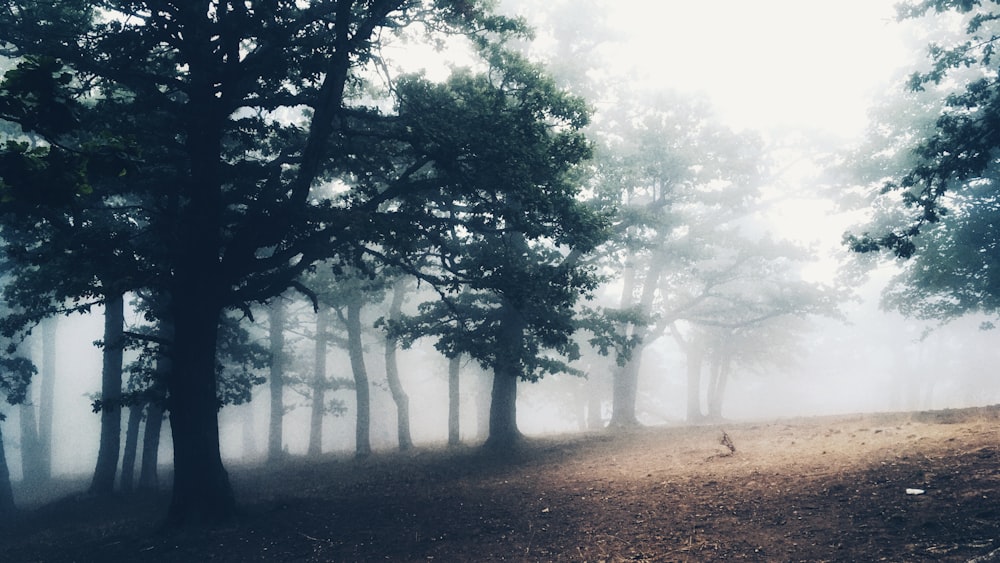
[8,272,1000,484]
[3,0,999,503]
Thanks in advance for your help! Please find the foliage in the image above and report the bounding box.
[847,0,1000,324]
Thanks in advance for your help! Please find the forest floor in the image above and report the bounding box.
[2,405,1000,562]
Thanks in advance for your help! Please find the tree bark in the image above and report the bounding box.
[165,291,233,526]
[90,291,125,495]
[267,296,287,462]
[37,316,56,481]
[385,279,413,451]
[484,303,524,449]
[346,297,371,458]
[308,305,329,457]
[447,354,461,446]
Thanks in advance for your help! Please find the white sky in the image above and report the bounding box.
[611,0,914,139]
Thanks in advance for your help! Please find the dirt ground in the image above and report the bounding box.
[2,406,1000,562]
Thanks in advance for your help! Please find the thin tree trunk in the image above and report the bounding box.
[385,279,412,451]
[447,354,461,446]
[139,314,171,493]
[308,305,329,457]
[0,422,14,518]
[37,316,56,481]
[686,340,706,423]
[138,401,163,491]
[90,291,125,495]
[267,297,287,462]
[120,401,144,493]
[346,297,371,458]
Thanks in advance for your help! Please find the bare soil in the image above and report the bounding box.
[3,406,1000,562]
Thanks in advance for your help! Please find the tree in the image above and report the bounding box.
[0,324,36,516]
[847,1,1000,326]
[89,292,125,495]
[588,90,766,428]
[0,1,523,525]
[383,277,413,451]
[266,295,288,462]
[387,54,607,449]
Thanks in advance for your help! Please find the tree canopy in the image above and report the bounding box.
[847,0,1000,325]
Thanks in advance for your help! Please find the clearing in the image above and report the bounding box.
[2,405,999,562]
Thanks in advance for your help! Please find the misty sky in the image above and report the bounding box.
[614,0,911,139]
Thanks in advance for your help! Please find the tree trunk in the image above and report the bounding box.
[608,256,663,430]
[165,289,233,526]
[608,353,643,429]
[447,354,461,446]
[18,399,43,486]
[90,291,125,495]
[37,316,56,481]
[0,422,14,518]
[267,296,286,462]
[685,339,706,423]
[138,401,163,492]
[484,303,524,450]
[346,297,371,458]
[139,315,171,493]
[706,351,731,420]
[120,401,144,493]
[308,305,329,457]
[384,279,412,451]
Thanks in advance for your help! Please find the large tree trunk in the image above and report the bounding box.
[346,297,371,458]
[37,316,56,481]
[384,279,412,451]
[608,256,663,430]
[90,291,125,495]
[119,401,144,493]
[308,305,329,457]
[586,374,604,430]
[165,292,233,525]
[609,353,643,429]
[447,355,461,446]
[484,303,524,450]
[267,297,286,462]
[0,423,14,518]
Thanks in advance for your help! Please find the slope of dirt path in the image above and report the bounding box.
[2,406,999,562]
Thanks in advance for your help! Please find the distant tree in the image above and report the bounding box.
[386,53,608,449]
[0,329,36,515]
[266,295,288,462]
[587,90,766,428]
[383,277,413,451]
[36,316,55,481]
